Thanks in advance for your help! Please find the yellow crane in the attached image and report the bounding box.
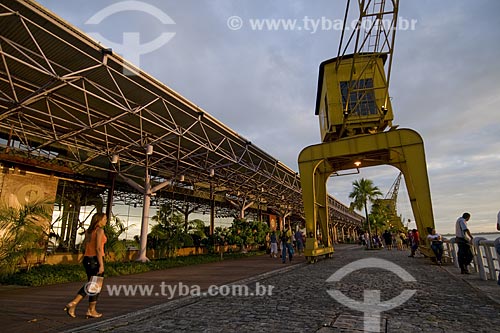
[299,0,435,262]
[376,172,404,231]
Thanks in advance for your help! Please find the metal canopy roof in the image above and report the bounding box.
[0,0,303,213]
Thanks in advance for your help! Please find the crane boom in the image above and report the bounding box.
[385,171,402,201]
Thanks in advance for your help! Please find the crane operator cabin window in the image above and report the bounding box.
[340,79,377,116]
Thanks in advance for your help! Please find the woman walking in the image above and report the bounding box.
[64,212,107,318]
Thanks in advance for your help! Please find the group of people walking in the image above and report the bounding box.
[267,225,305,263]
[361,229,419,252]
[357,213,469,270]
[370,210,500,278]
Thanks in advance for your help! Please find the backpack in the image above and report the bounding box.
[281,232,289,243]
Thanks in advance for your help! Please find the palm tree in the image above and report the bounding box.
[0,201,52,276]
[349,178,382,247]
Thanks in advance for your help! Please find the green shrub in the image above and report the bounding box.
[0,264,86,286]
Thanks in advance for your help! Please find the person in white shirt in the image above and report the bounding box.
[455,212,473,274]
[427,228,444,265]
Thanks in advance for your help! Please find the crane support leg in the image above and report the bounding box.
[298,128,435,260]
[299,158,335,261]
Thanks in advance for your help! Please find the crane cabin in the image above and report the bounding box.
[315,53,394,143]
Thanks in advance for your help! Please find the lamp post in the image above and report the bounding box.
[137,144,153,262]
[209,168,215,235]
[117,143,170,262]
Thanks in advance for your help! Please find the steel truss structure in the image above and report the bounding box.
[0,0,363,235]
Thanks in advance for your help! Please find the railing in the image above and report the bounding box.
[443,237,500,282]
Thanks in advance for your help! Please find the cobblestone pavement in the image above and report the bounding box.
[66,245,500,333]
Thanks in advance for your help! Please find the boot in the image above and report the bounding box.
[86,301,103,318]
[64,294,83,318]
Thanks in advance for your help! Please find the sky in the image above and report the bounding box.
[37,0,500,235]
